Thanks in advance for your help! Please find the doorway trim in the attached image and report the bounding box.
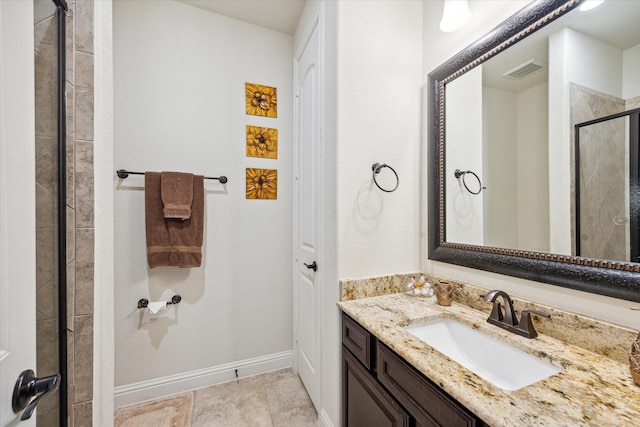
[93,1,116,425]
[0,0,37,424]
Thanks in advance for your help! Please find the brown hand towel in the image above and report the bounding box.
[145,172,204,268]
[161,171,194,220]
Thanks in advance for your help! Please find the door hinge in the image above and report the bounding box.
[295,86,300,98]
[294,330,299,343]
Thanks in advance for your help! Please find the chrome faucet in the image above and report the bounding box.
[482,290,550,338]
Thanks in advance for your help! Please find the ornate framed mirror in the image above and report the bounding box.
[428,0,640,302]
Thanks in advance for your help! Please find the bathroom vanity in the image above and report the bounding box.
[339,292,640,426]
[343,312,487,426]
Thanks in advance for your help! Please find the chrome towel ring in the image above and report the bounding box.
[454,169,484,195]
[372,163,399,193]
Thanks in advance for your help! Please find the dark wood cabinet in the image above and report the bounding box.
[377,343,479,427]
[343,348,410,427]
[342,311,374,369]
[342,312,487,427]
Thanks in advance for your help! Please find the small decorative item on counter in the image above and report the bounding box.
[629,332,640,386]
[406,275,433,296]
[435,281,453,306]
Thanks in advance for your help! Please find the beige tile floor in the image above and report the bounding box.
[114,369,318,427]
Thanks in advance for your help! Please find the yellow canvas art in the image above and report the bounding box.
[245,82,277,118]
[246,168,277,200]
[246,126,278,159]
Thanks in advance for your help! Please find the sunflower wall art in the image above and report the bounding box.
[246,168,277,200]
[246,126,278,159]
[245,82,277,118]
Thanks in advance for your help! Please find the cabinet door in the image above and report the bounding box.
[377,343,479,427]
[343,348,410,427]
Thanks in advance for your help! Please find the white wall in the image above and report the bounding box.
[563,29,623,97]
[335,0,423,279]
[483,86,517,249]
[319,2,423,426]
[446,67,484,245]
[516,82,549,252]
[113,0,293,394]
[482,82,548,252]
[623,44,640,99]
[547,29,571,256]
[424,1,640,331]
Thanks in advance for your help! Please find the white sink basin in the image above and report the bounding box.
[405,318,562,391]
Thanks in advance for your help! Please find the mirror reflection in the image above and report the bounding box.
[576,109,639,262]
[445,0,640,264]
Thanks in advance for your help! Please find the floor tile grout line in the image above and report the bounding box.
[115,369,317,427]
[186,390,195,427]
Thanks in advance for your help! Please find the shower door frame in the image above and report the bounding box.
[574,108,640,263]
[53,1,69,425]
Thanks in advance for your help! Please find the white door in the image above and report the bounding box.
[294,18,322,410]
[1,1,38,425]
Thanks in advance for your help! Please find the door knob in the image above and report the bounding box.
[12,369,61,421]
[303,261,318,272]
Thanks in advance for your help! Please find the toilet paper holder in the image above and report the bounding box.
[137,295,182,309]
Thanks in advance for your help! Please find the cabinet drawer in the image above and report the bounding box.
[377,342,478,427]
[342,313,373,369]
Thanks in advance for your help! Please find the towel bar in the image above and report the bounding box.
[137,295,182,309]
[117,169,228,184]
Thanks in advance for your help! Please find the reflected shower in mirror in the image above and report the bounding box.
[444,0,640,262]
[575,108,639,263]
[429,0,640,302]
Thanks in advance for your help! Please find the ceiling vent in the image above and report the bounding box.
[502,59,546,80]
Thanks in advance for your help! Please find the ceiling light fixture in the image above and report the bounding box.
[579,0,605,12]
[440,0,472,33]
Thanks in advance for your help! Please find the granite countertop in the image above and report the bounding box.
[338,292,640,426]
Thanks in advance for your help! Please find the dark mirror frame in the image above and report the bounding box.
[428,0,640,303]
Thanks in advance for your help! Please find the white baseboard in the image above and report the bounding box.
[114,350,293,409]
[318,409,336,427]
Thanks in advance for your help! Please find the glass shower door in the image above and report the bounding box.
[34,0,68,425]
[575,110,640,263]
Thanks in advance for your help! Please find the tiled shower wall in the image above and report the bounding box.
[34,0,95,426]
